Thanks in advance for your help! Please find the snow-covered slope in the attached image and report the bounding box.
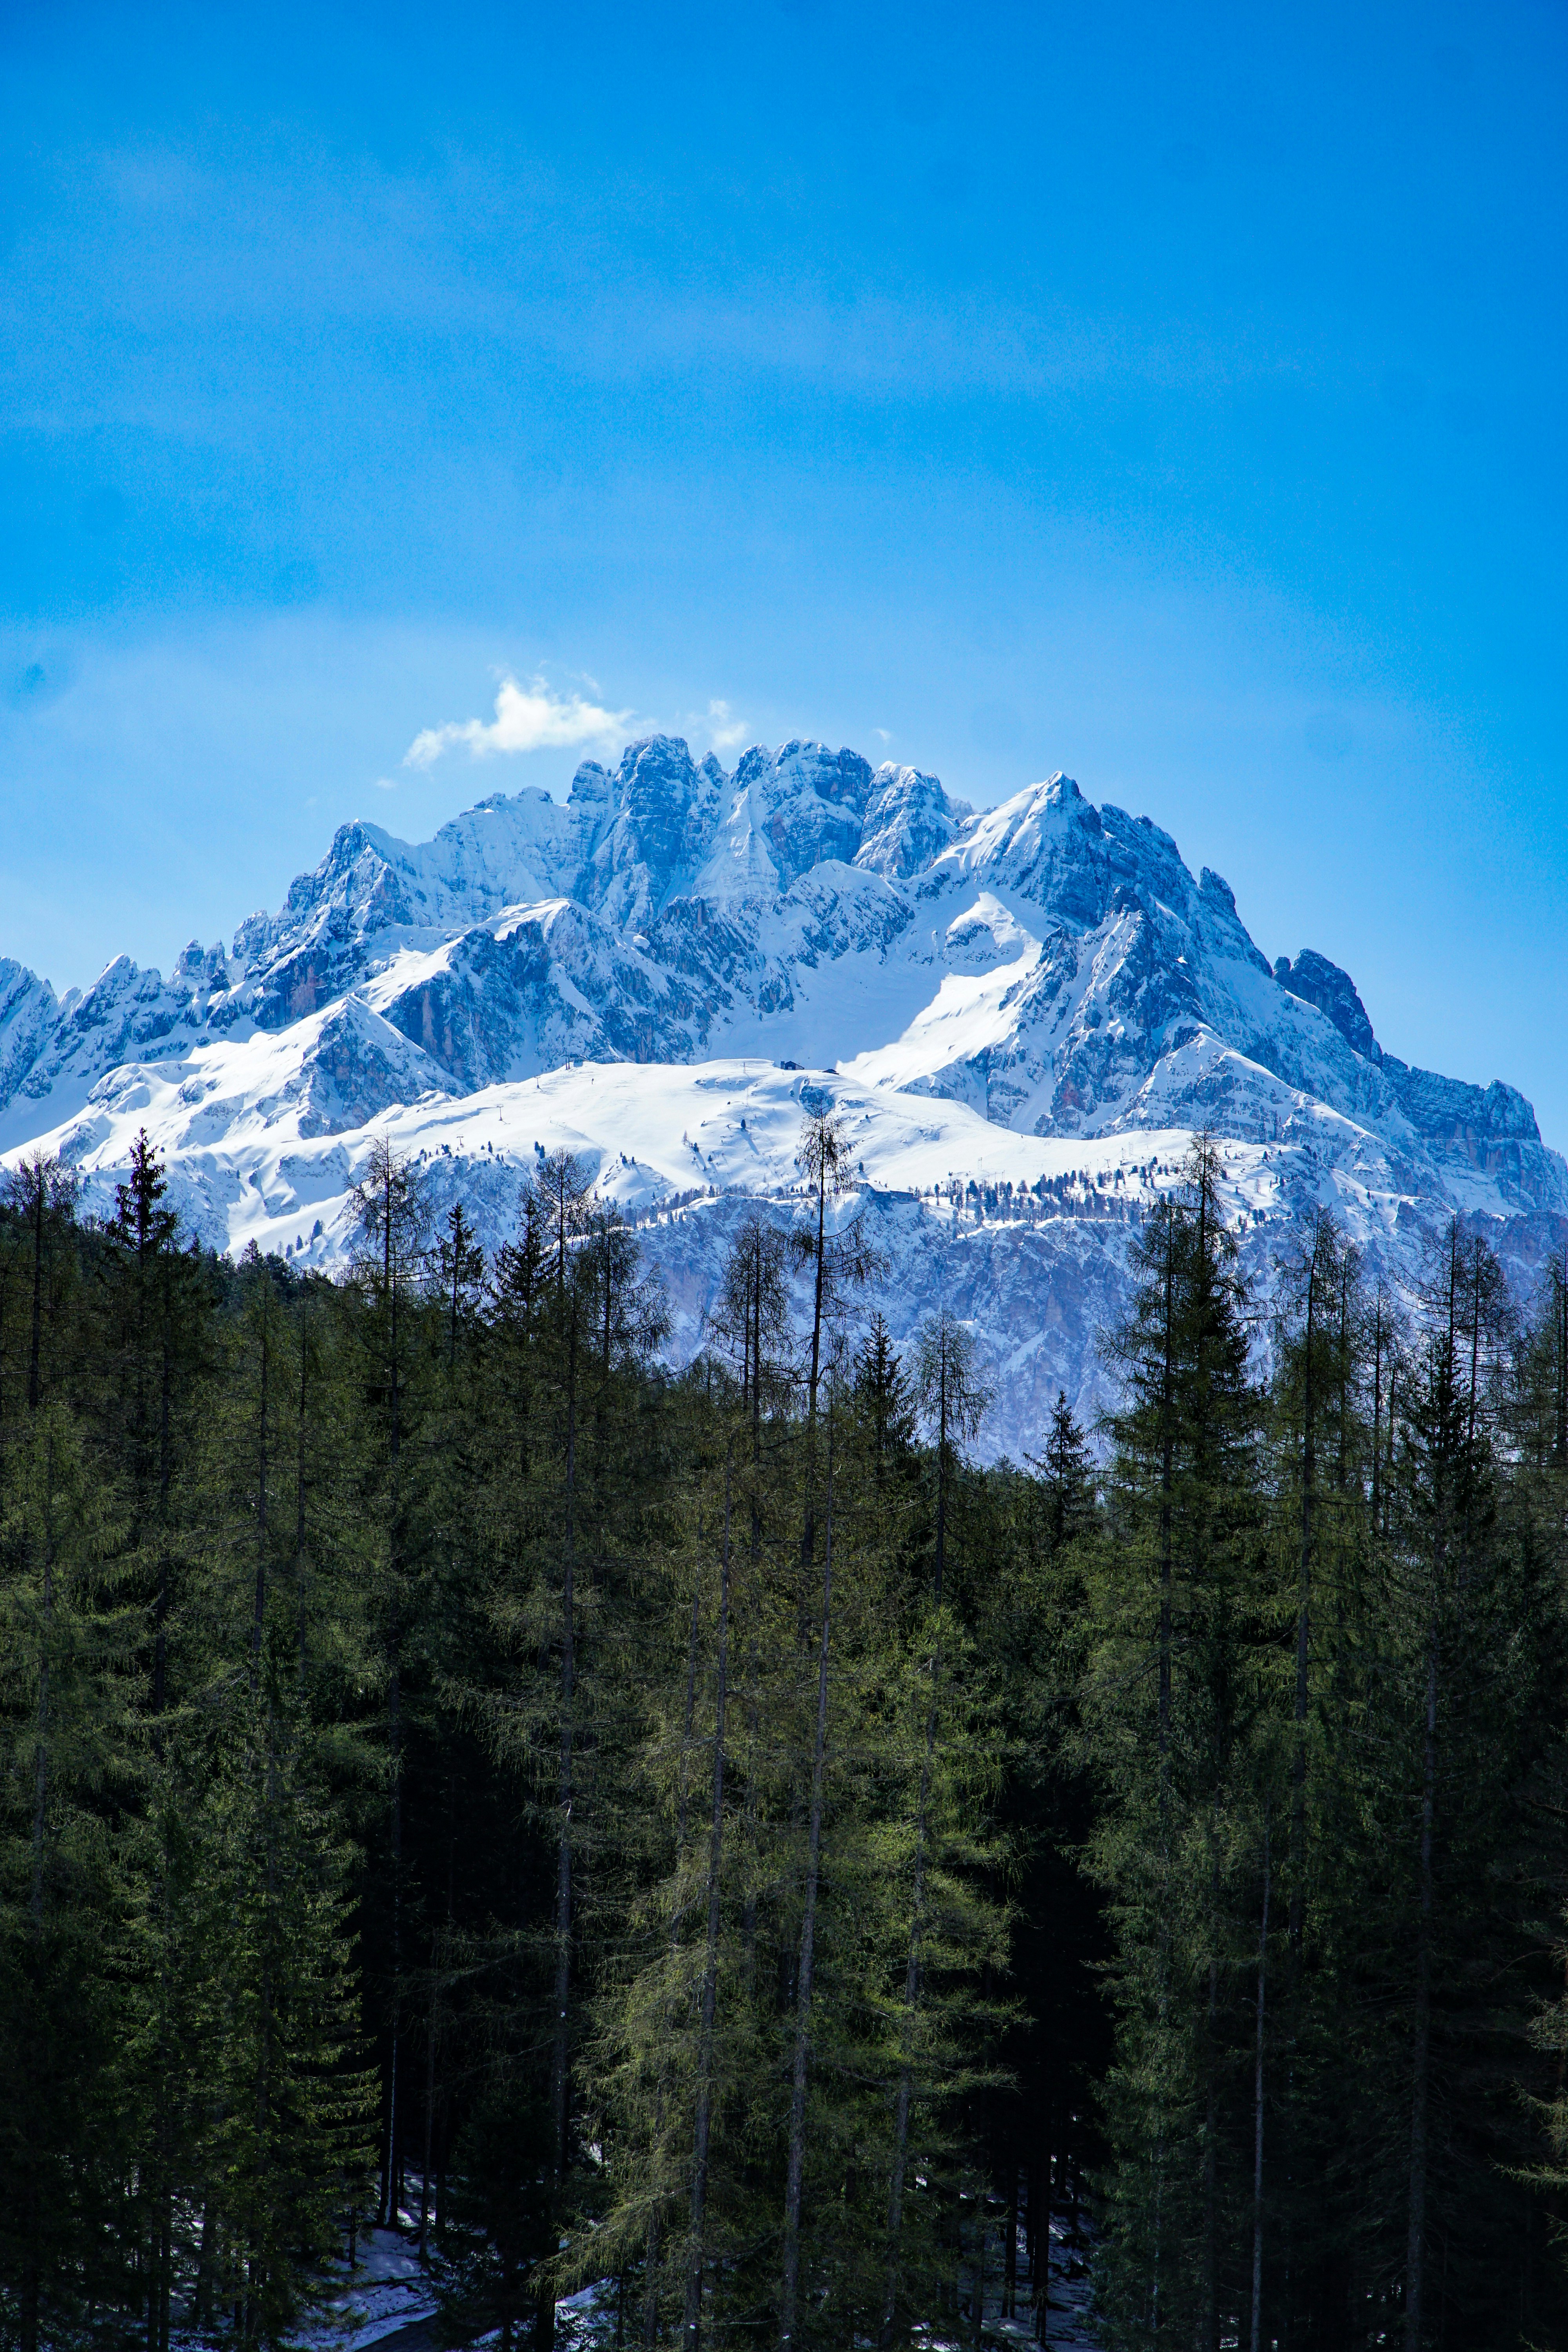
[3,735,1561,1461]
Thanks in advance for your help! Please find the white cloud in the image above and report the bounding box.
[404,674,632,769]
[374,775,397,791]
[704,699,748,752]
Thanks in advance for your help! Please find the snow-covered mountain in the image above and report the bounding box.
[3,735,1561,1461]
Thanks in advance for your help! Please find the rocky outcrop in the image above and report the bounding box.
[570,737,728,932]
[2,733,1563,1335]
[855,764,971,880]
[1275,949,1381,1062]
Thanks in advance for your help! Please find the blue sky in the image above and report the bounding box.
[4,0,1566,1135]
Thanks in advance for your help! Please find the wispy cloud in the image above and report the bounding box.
[704,699,748,752]
[405,675,631,769]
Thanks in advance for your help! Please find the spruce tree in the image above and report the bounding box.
[347,1136,435,2229]
[1082,1137,1262,2349]
[0,1166,131,2352]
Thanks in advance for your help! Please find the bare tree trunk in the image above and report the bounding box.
[27,1160,44,1411]
[883,1328,979,2344]
[1157,1220,1175,1804]
[1290,1253,1317,1966]
[643,1546,709,2349]
[418,1926,438,2261]
[742,1264,763,1981]
[20,1414,57,2352]
[254,1717,279,2323]
[780,1425,835,2345]
[683,1452,733,2352]
[1405,1615,1440,2352]
[882,1634,943,2344]
[1150,1216,1176,2348]
[382,1161,405,2229]
[192,2199,214,2332]
[1034,2122,1051,2345]
[1004,2169,1018,2320]
[154,1321,171,1750]
[1250,1810,1272,2352]
[971,2206,987,2347]
[29,1439,54,1932]
[542,1313,579,2352]
[152,1283,174,2352]
[251,1303,269,1693]
[807,1165,827,1428]
[1203,1808,1220,2352]
[295,1302,309,1694]
[384,1647,402,2229]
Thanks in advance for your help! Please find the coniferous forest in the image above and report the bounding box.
[6,1114,1568,2352]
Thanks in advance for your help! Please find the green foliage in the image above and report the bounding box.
[1076,1151,1568,2351]
[2,1125,1567,2352]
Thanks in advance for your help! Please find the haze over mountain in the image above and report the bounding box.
[3,735,1560,1460]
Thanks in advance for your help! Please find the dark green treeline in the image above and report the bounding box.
[1,1121,1566,2351]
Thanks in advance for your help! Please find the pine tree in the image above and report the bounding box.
[708,1210,792,1418]
[433,1201,486,1372]
[8,1132,1568,2351]
[881,1307,995,2344]
[854,1310,916,1465]
[174,1254,378,2341]
[535,1149,594,1305]
[347,1135,435,2229]
[0,1166,132,2352]
[1031,1388,1095,1555]
[1080,1138,1263,2349]
[98,1131,219,2352]
[793,1111,883,1557]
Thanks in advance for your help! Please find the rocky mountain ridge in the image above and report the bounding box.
[1,733,1560,1459]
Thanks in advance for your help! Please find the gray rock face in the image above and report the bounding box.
[1275,950,1381,1062]
[0,960,62,1110]
[1,737,1557,1221]
[1,731,1563,1461]
[571,737,728,932]
[738,741,876,886]
[1382,1060,1540,1157]
[855,765,971,880]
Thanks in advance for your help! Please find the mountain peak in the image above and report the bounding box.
[856,764,970,880]
[1275,949,1380,1063]
[0,729,1561,1432]
[573,734,727,929]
